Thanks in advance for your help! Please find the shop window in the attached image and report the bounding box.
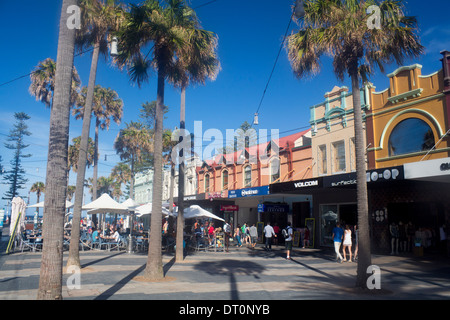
[205,174,210,192]
[270,157,280,183]
[244,165,252,187]
[318,144,327,175]
[320,204,338,247]
[388,118,435,156]
[332,140,346,173]
[222,170,229,190]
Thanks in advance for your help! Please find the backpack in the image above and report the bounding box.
[282,227,291,239]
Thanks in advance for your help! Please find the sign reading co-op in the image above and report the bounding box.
[228,186,270,198]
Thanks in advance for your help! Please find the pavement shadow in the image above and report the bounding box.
[80,252,125,269]
[193,259,266,300]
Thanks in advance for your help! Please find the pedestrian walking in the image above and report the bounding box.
[285,222,293,259]
[342,225,352,262]
[223,221,232,252]
[263,222,277,251]
[249,223,258,250]
[332,223,344,263]
[235,224,242,247]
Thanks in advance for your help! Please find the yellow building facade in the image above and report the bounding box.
[366,63,449,169]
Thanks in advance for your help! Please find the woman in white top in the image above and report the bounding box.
[342,225,352,262]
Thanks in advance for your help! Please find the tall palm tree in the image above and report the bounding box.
[286,0,423,288]
[111,162,132,196]
[169,11,220,263]
[114,122,153,199]
[30,182,45,214]
[29,58,81,108]
[73,85,123,202]
[37,0,78,300]
[115,0,201,280]
[67,0,124,269]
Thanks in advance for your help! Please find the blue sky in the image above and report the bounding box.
[0,0,449,212]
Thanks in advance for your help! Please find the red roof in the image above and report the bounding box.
[198,129,310,168]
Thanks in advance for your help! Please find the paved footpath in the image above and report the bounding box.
[1,238,450,301]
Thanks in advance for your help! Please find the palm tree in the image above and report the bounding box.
[67,185,76,202]
[73,85,123,202]
[67,136,95,177]
[169,18,220,262]
[37,0,78,300]
[286,0,423,288]
[115,0,203,280]
[29,58,81,108]
[30,182,45,214]
[67,0,124,269]
[114,122,153,199]
[111,162,132,195]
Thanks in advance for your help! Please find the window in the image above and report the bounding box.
[244,165,252,187]
[222,170,229,190]
[318,144,327,175]
[388,118,435,156]
[332,140,346,172]
[270,157,280,183]
[205,174,210,192]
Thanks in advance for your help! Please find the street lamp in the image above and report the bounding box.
[110,36,119,56]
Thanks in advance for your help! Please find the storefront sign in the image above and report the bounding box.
[228,186,269,198]
[206,190,228,200]
[269,177,323,193]
[324,166,404,187]
[404,157,450,181]
[221,205,239,211]
[257,204,289,213]
[366,166,403,182]
[174,193,206,202]
[324,173,357,187]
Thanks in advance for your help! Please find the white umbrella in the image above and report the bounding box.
[82,193,130,215]
[28,200,74,209]
[10,197,26,236]
[135,202,172,217]
[182,205,225,222]
[121,198,140,210]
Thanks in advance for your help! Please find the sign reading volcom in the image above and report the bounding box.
[294,179,319,188]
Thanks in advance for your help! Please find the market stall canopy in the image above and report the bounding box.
[28,200,74,209]
[83,193,130,215]
[182,205,225,222]
[135,202,172,217]
[121,198,140,211]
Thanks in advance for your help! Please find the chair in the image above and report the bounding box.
[136,236,145,252]
[20,233,36,252]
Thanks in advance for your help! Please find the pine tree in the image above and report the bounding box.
[2,112,32,200]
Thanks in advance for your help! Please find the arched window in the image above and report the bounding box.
[205,173,210,192]
[388,118,435,156]
[244,165,252,187]
[270,157,280,183]
[222,169,229,190]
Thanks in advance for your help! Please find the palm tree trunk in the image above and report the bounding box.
[350,69,372,288]
[37,0,77,300]
[176,85,186,262]
[67,41,100,268]
[145,68,165,280]
[93,120,100,200]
